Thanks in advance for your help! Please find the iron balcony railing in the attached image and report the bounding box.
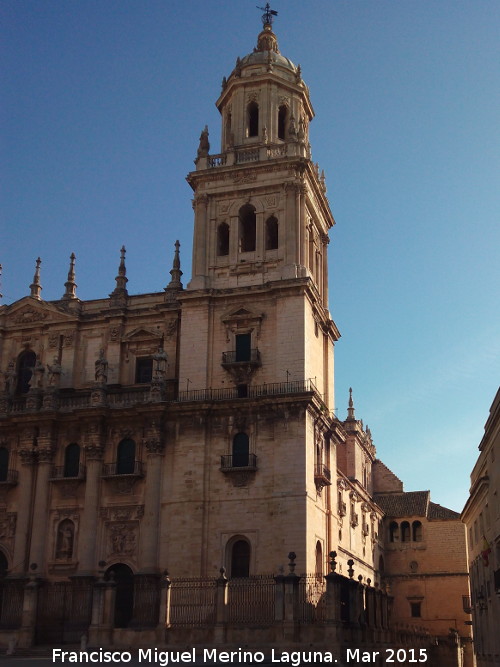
[221,349,261,365]
[102,460,144,478]
[314,464,331,483]
[49,464,86,481]
[0,470,19,485]
[178,378,319,403]
[220,454,257,471]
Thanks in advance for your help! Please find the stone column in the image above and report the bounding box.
[191,194,209,288]
[283,552,301,642]
[28,430,55,572]
[139,431,165,573]
[11,446,36,575]
[89,567,116,647]
[78,437,104,576]
[298,184,307,269]
[17,574,39,648]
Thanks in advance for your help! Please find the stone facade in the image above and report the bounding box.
[462,388,500,666]
[0,12,472,661]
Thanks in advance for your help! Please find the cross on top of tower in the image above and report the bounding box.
[257,3,278,27]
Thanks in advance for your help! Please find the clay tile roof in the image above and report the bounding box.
[373,491,430,518]
[428,502,460,520]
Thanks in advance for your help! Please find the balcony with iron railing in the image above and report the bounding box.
[220,454,257,472]
[102,460,144,478]
[0,470,19,486]
[314,464,331,491]
[49,464,86,481]
[178,378,319,403]
[221,349,261,368]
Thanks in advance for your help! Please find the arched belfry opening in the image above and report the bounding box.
[278,105,287,140]
[247,102,259,138]
[239,205,256,252]
[217,222,230,256]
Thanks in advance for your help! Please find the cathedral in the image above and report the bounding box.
[0,7,473,663]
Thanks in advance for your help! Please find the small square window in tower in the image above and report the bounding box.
[135,358,153,384]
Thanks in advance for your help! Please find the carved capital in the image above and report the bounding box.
[145,440,165,455]
[37,447,55,464]
[84,444,104,461]
[19,449,37,466]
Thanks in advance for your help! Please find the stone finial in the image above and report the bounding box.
[165,240,183,291]
[347,387,355,421]
[29,257,42,300]
[347,559,355,579]
[110,246,128,300]
[62,252,77,300]
[287,551,297,575]
[329,551,337,573]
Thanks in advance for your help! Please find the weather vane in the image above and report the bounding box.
[257,3,278,26]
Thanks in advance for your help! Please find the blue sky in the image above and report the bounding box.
[2,1,499,512]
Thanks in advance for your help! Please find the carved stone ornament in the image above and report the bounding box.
[109,326,120,342]
[225,471,254,488]
[107,522,138,557]
[337,478,348,490]
[145,439,164,455]
[218,202,230,215]
[100,505,144,521]
[165,319,177,339]
[56,481,80,499]
[63,331,75,347]
[106,476,138,495]
[18,449,37,466]
[37,447,55,463]
[48,334,59,348]
[232,172,257,185]
[0,512,17,543]
[247,91,259,103]
[12,307,49,324]
[264,195,278,208]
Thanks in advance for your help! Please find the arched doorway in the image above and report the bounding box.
[106,563,134,628]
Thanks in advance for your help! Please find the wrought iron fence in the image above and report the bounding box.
[297,574,327,623]
[0,579,24,629]
[227,575,275,625]
[177,379,319,403]
[169,578,217,627]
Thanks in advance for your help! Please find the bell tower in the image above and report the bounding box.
[174,7,341,576]
[179,8,339,413]
[187,10,333,309]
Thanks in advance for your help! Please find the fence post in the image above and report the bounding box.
[17,570,38,648]
[274,569,285,621]
[324,551,341,623]
[157,571,171,639]
[214,568,228,643]
[283,552,301,641]
[89,564,115,646]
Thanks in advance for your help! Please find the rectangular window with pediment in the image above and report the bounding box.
[135,358,153,383]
